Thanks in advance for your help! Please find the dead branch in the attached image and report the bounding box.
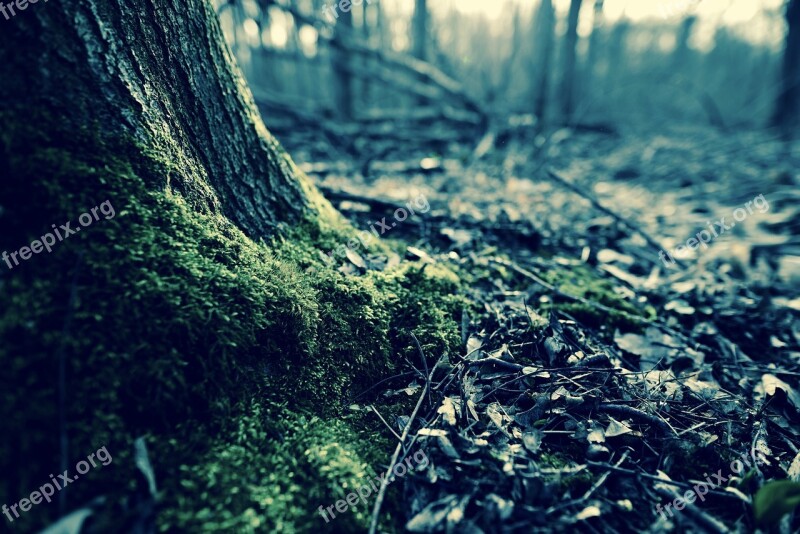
[544,169,683,268]
[368,350,443,534]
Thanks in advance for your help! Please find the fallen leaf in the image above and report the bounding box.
[753,480,800,525]
[604,417,633,438]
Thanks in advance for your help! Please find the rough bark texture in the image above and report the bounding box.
[0,0,323,239]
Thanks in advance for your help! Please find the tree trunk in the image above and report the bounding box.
[672,15,697,69]
[585,0,605,93]
[413,0,428,62]
[534,0,556,122]
[333,4,355,119]
[412,0,430,107]
[0,0,333,242]
[561,0,584,123]
[773,0,800,129]
[0,1,359,529]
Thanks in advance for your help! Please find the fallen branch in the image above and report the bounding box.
[544,169,684,269]
[367,349,443,534]
[490,257,648,325]
[653,486,732,533]
[272,0,486,123]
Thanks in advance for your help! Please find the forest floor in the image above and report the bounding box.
[287,123,800,533]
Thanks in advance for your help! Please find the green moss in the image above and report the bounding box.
[0,113,466,531]
[537,264,655,329]
[371,262,467,362]
[156,402,389,533]
[538,452,595,494]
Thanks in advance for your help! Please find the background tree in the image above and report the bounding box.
[773,0,800,129]
[413,0,429,62]
[534,0,556,122]
[561,0,584,123]
[333,2,356,119]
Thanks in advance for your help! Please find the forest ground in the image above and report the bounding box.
[279,122,800,533]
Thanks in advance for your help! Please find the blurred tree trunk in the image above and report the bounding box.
[0,0,327,240]
[585,0,604,88]
[333,5,355,119]
[534,0,556,122]
[413,0,429,62]
[361,0,372,107]
[772,0,800,129]
[561,0,584,123]
[412,0,429,106]
[672,15,697,68]
[604,20,628,97]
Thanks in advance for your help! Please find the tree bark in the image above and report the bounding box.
[773,0,800,129]
[0,0,324,240]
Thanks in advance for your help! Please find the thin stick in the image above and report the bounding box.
[585,461,737,499]
[368,353,443,534]
[370,405,402,443]
[545,169,684,268]
[410,333,430,407]
[491,257,647,324]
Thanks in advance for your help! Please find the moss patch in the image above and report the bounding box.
[538,264,655,329]
[0,115,465,532]
[156,402,392,533]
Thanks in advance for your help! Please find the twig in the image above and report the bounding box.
[585,461,738,499]
[583,450,629,500]
[544,169,685,268]
[352,371,417,400]
[317,185,408,212]
[597,403,677,436]
[411,333,430,408]
[370,405,403,443]
[368,353,443,534]
[490,257,647,324]
[653,486,731,534]
[466,358,525,372]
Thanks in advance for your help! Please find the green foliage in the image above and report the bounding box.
[753,480,800,526]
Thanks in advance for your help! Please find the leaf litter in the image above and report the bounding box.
[306,126,800,532]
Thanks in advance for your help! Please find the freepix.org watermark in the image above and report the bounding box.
[0,0,48,22]
[2,446,112,523]
[2,200,115,270]
[658,194,769,268]
[655,450,764,520]
[317,449,429,523]
[326,193,430,262]
[322,0,377,23]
